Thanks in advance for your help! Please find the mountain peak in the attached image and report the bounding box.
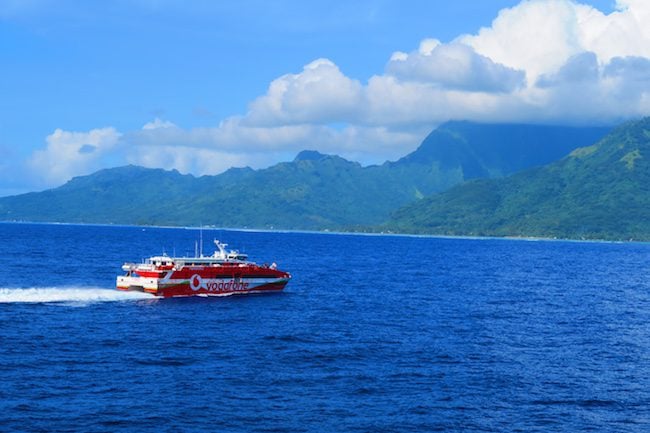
[396,121,611,178]
[294,150,328,162]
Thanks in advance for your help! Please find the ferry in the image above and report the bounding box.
[116,239,291,298]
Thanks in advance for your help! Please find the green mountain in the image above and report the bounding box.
[394,121,608,178]
[389,117,650,241]
[0,122,610,230]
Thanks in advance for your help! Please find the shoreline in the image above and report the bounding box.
[0,220,645,246]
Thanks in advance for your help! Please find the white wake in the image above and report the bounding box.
[0,287,156,304]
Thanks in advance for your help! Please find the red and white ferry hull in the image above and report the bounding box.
[117,273,290,298]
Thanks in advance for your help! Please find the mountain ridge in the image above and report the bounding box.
[0,121,612,231]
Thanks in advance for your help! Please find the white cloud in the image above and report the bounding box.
[29,127,122,185]
[386,42,525,92]
[142,118,177,130]
[369,0,650,125]
[537,51,601,87]
[125,145,262,177]
[460,0,589,83]
[460,0,650,82]
[245,58,364,126]
[533,53,650,123]
[129,118,321,152]
[127,118,420,168]
[241,0,650,131]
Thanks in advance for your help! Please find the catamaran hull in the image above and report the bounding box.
[116,275,290,298]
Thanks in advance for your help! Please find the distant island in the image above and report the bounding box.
[8,119,649,241]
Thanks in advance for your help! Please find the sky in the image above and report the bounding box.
[2,0,649,196]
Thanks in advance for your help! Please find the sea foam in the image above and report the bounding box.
[0,287,155,304]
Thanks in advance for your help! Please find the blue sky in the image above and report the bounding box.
[3,0,648,196]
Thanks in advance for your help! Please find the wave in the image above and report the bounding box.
[0,287,156,304]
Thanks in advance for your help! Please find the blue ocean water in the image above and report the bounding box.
[1,223,650,432]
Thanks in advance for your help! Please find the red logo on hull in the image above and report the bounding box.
[189,274,250,292]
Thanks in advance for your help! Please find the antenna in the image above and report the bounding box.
[200,225,204,257]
